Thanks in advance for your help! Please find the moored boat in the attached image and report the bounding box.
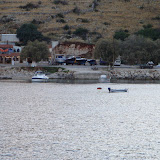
[32,71,49,82]
[108,88,128,93]
[75,57,87,65]
[55,54,66,65]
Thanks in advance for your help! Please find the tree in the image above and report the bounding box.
[94,39,119,65]
[73,27,89,40]
[16,23,43,45]
[136,24,160,40]
[114,29,129,41]
[120,35,157,64]
[21,40,50,62]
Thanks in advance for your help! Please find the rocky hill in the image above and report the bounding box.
[0,0,160,43]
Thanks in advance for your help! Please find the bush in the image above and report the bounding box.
[56,13,64,18]
[73,27,89,40]
[72,6,81,14]
[136,24,160,40]
[63,24,69,30]
[56,19,66,23]
[152,16,160,21]
[53,0,68,5]
[114,29,130,41]
[19,2,39,10]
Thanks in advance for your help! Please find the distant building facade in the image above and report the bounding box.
[0,34,21,64]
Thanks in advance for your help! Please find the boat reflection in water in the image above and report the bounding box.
[32,71,49,82]
[99,75,110,83]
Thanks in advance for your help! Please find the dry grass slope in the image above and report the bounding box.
[0,0,160,42]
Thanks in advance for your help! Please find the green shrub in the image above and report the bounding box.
[53,0,68,5]
[56,13,64,18]
[114,29,129,41]
[56,19,66,23]
[152,16,160,21]
[73,27,89,40]
[136,24,160,40]
[63,24,69,30]
[72,6,81,14]
[19,2,39,10]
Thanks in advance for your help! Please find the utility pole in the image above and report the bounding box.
[112,37,115,69]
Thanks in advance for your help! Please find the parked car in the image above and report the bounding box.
[140,64,153,69]
[114,60,121,66]
[100,59,107,65]
[147,61,154,66]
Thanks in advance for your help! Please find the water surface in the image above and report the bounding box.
[1,82,160,159]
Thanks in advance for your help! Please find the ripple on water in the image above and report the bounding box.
[1,82,160,159]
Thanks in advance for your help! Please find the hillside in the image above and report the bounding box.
[0,0,160,43]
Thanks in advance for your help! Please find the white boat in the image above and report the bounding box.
[32,71,49,82]
[108,88,128,93]
[55,54,66,65]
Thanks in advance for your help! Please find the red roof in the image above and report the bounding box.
[0,44,13,48]
[0,52,20,57]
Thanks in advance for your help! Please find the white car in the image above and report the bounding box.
[147,61,154,66]
[114,60,121,66]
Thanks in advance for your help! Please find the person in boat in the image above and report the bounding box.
[108,88,111,92]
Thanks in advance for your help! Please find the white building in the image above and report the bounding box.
[0,34,19,45]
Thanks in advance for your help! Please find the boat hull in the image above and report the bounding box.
[108,88,128,93]
[32,78,49,82]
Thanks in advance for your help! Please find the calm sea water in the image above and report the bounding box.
[1,82,160,160]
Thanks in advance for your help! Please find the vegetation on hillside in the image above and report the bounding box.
[16,23,44,45]
[0,0,160,41]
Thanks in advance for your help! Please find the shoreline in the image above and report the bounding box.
[1,65,160,81]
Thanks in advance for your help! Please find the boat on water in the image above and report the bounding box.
[108,88,128,93]
[32,71,49,82]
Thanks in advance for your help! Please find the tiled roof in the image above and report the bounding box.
[0,44,13,48]
[0,52,20,57]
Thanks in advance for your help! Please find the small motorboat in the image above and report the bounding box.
[32,71,49,82]
[108,88,128,93]
[55,54,66,65]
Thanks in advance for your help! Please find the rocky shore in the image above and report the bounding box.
[0,66,160,81]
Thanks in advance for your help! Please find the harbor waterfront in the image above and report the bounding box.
[1,65,160,81]
[1,82,160,159]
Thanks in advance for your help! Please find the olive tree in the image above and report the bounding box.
[120,35,157,64]
[21,40,50,62]
[94,39,119,65]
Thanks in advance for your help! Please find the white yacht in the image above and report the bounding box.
[32,71,49,82]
